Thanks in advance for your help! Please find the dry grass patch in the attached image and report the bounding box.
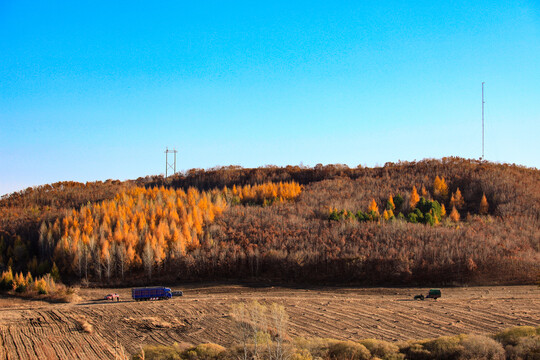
[359,339,403,360]
[134,344,183,360]
[505,335,540,360]
[401,334,506,360]
[459,334,505,360]
[144,317,173,328]
[327,340,371,360]
[133,342,225,360]
[494,325,538,346]
[184,343,226,359]
[122,316,184,330]
[75,316,94,334]
[494,326,540,360]
[131,326,540,360]
[48,286,81,303]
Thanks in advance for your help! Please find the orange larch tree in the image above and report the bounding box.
[368,199,379,215]
[421,185,429,198]
[410,186,420,209]
[450,188,465,210]
[449,206,460,222]
[387,195,395,210]
[433,176,449,200]
[479,193,489,215]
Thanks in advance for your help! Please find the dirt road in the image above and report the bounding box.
[0,285,538,359]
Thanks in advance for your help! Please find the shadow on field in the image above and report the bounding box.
[77,299,129,306]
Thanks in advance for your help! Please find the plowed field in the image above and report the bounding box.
[0,285,538,359]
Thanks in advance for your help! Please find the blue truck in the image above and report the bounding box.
[132,287,173,301]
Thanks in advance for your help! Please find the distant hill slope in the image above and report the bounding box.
[1,157,538,285]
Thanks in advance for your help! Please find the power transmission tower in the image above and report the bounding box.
[165,147,178,178]
[482,82,485,160]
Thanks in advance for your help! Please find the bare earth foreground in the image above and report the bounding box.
[0,285,538,359]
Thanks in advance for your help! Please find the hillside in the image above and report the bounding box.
[0,157,539,286]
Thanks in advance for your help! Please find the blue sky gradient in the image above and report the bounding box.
[1,1,539,195]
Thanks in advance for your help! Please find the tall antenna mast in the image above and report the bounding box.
[482,82,485,160]
[165,147,178,178]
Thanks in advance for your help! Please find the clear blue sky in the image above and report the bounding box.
[1,1,539,195]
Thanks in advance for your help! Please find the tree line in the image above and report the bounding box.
[0,158,538,285]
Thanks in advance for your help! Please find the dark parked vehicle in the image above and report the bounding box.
[132,287,172,301]
[414,289,441,301]
[426,289,441,299]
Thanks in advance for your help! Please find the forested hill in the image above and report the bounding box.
[1,157,539,286]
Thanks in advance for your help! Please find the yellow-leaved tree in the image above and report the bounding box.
[387,195,395,210]
[433,176,449,200]
[410,186,420,209]
[449,206,460,222]
[479,193,489,215]
[450,188,465,210]
[368,199,379,216]
[421,185,428,198]
[383,209,394,221]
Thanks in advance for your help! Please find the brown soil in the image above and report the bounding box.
[0,285,538,359]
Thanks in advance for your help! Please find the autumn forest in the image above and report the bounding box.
[0,157,538,286]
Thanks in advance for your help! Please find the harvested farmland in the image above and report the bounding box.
[0,285,538,358]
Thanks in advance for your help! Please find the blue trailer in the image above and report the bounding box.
[132,287,172,301]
